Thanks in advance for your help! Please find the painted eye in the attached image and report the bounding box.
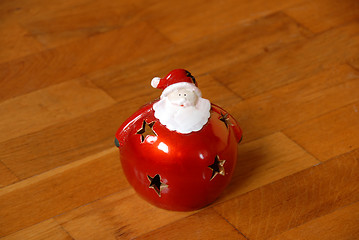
[179,94,181,96]
[184,94,187,96]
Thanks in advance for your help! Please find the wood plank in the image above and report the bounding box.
[0,219,72,240]
[284,102,359,161]
[227,64,359,142]
[349,56,359,71]
[0,20,44,64]
[285,0,359,33]
[0,0,358,238]
[0,0,137,26]
[0,101,137,179]
[211,22,359,98]
[21,1,139,48]
[140,0,306,43]
[213,148,359,240]
[268,201,359,240]
[56,188,194,240]
[135,209,247,240]
[91,12,310,101]
[217,132,319,202]
[0,0,99,22]
[0,148,127,237]
[95,72,242,107]
[200,74,242,107]
[0,79,115,143]
[0,21,172,102]
[0,162,18,188]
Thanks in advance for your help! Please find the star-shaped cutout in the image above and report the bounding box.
[147,174,168,197]
[137,120,157,143]
[208,155,226,180]
[219,112,231,128]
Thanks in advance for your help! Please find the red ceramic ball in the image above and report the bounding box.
[115,69,242,211]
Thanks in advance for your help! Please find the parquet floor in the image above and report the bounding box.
[1,0,359,239]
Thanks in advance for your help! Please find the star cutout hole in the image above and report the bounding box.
[148,174,168,197]
[137,120,157,143]
[208,155,226,181]
[219,112,231,128]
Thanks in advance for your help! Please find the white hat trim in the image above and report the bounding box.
[160,82,202,99]
[151,77,161,88]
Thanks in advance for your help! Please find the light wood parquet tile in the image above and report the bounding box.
[284,102,359,161]
[225,64,359,142]
[0,101,139,179]
[349,56,359,71]
[285,0,359,33]
[0,148,126,237]
[0,20,44,64]
[55,188,194,240]
[213,148,359,240]
[0,79,115,144]
[0,219,73,240]
[135,209,247,240]
[0,162,19,188]
[138,0,307,43]
[90,12,310,102]
[21,1,140,48]
[268,201,359,240]
[1,0,358,238]
[0,21,172,102]
[211,23,359,98]
[217,132,319,203]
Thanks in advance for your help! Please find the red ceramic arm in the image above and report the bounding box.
[211,103,243,143]
[115,101,156,147]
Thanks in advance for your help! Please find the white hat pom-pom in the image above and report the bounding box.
[151,77,161,88]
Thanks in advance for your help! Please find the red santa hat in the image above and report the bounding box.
[151,69,202,98]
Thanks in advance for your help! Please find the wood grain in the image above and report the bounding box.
[268,201,359,240]
[0,79,115,143]
[0,148,126,237]
[226,64,359,142]
[0,20,44,64]
[284,102,359,161]
[217,132,319,203]
[0,162,18,188]
[0,101,138,179]
[350,56,359,71]
[21,1,139,48]
[143,0,305,43]
[90,12,310,102]
[213,149,359,240]
[211,23,359,98]
[0,219,72,240]
[285,0,359,33]
[56,189,194,240]
[0,21,172,102]
[1,0,359,238]
[1,0,137,36]
[135,209,246,240]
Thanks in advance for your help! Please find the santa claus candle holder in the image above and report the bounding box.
[115,69,242,211]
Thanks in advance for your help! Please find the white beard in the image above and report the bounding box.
[153,97,211,134]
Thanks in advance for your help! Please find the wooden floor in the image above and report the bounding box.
[1,0,359,239]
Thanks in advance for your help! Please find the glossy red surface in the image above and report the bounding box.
[116,101,242,211]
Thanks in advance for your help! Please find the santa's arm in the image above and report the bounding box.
[211,104,243,143]
[115,101,155,148]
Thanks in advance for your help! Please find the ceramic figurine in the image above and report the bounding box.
[115,69,242,211]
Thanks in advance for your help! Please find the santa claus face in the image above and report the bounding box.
[153,87,211,134]
[167,88,198,107]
